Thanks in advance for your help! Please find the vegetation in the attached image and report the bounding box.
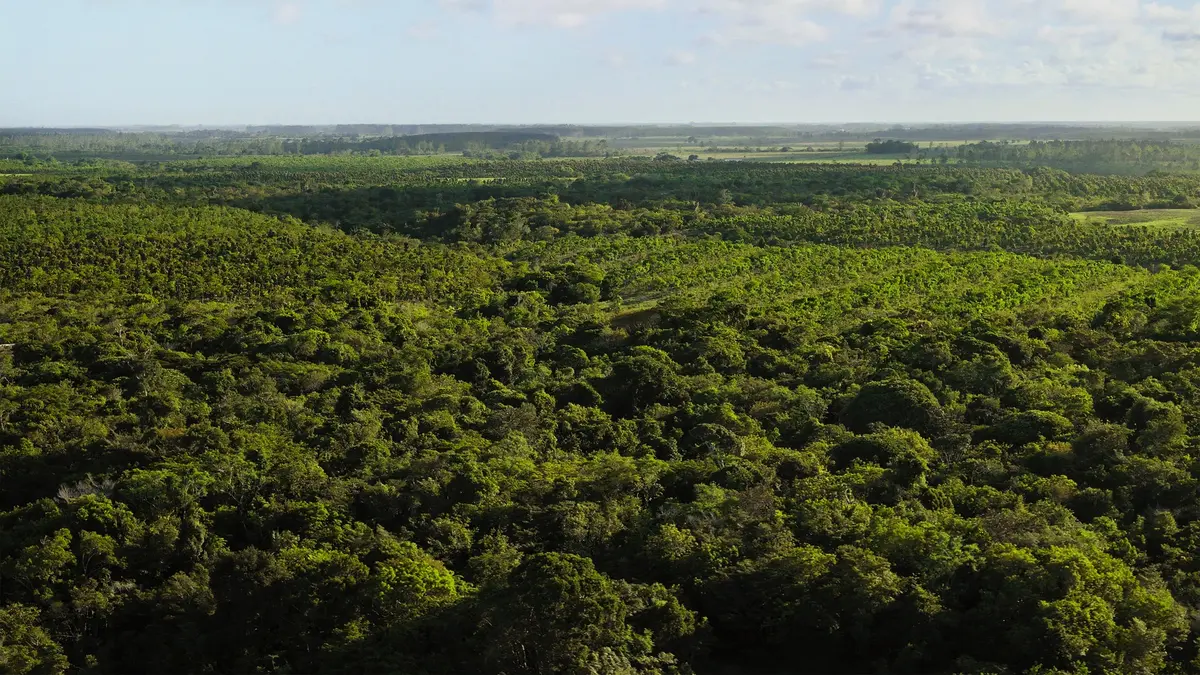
[0,130,609,160]
[6,145,1200,674]
[1071,209,1200,230]
[7,125,1199,172]
[865,139,920,155]
[957,140,1200,175]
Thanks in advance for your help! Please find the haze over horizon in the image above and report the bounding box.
[13,121,1200,131]
[3,0,1200,126]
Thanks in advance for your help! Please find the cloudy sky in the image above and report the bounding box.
[3,0,1200,125]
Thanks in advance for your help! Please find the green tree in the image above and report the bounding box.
[840,378,943,437]
[479,553,645,675]
[0,604,68,675]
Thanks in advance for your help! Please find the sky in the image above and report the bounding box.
[3,0,1200,125]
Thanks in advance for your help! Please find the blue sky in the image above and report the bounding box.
[3,0,1200,125]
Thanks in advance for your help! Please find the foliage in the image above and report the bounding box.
[866,139,919,155]
[7,152,1200,674]
[958,140,1200,175]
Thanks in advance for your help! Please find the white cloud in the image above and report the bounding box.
[440,0,494,11]
[272,1,304,24]
[1143,1,1200,21]
[697,0,881,17]
[889,0,1001,38]
[442,0,667,26]
[712,17,828,45]
[445,0,880,39]
[858,0,1200,93]
[435,0,1200,93]
[1058,0,1140,22]
[666,49,697,65]
[692,0,882,45]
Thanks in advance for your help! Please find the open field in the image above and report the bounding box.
[606,135,1027,151]
[621,139,978,161]
[621,149,948,164]
[765,152,927,164]
[1071,209,1200,229]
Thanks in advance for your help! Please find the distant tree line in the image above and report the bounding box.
[866,139,920,155]
[0,131,611,160]
[957,139,1200,174]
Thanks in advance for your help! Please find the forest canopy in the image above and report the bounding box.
[4,149,1200,674]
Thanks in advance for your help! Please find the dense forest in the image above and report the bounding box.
[0,130,609,160]
[955,140,1200,175]
[6,151,1200,674]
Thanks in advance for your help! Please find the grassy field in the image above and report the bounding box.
[767,152,928,164]
[1071,209,1200,229]
[615,138,984,164]
[621,147,949,165]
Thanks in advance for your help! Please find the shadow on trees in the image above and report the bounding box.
[229,184,560,238]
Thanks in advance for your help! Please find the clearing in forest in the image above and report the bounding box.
[1071,209,1200,229]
